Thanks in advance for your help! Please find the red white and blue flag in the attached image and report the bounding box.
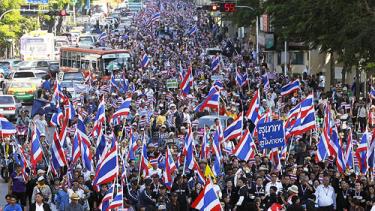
[179,66,193,96]
[98,185,113,211]
[51,128,67,169]
[93,146,118,191]
[112,97,132,121]
[0,116,16,135]
[141,54,150,68]
[245,90,260,124]
[236,69,248,87]
[30,125,43,170]
[77,115,92,171]
[194,86,220,112]
[345,128,354,169]
[223,112,243,141]
[211,56,220,71]
[233,129,256,161]
[50,108,63,127]
[108,186,123,210]
[356,132,369,174]
[163,147,177,189]
[191,180,222,211]
[280,79,301,96]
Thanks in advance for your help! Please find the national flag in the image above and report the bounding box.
[233,129,256,161]
[245,90,260,124]
[0,116,16,135]
[92,99,106,137]
[191,180,222,211]
[223,113,243,141]
[236,69,247,87]
[50,108,63,127]
[356,132,369,174]
[93,147,118,190]
[262,73,270,91]
[140,135,150,177]
[112,97,132,120]
[163,147,177,189]
[211,56,220,71]
[194,86,220,112]
[98,185,113,211]
[64,100,76,120]
[96,129,106,161]
[77,115,92,171]
[149,12,160,24]
[315,104,332,162]
[200,129,209,160]
[110,74,120,91]
[211,129,222,177]
[98,32,108,41]
[52,81,64,107]
[183,127,195,170]
[370,87,375,99]
[51,128,67,170]
[345,128,354,169]
[108,186,123,210]
[179,66,193,96]
[367,131,375,171]
[269,148,281,171]
[332,126,345,172]
[187,26,197,36]
[30,126,43,170]
[280,79,301,96]
[193,160,206,185]
[141,54,150,68]
[213,80,224,91]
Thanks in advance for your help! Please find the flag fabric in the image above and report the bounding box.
[50,108,63,127]
[245,90,260,123]
[236,69,247,87]
[345,128,354,169]
[98,32,108,41]
[149,12,160,24]
[213,80,224,91]
[223,113,243,141]
[200,129,209,160]
[110,74,120,91]
[211,56,220,71]
[77,115,92,171]
[187,26,197,36]
[141,54,150,68]
[356,132,369,174]
[112,97,132,120]
[262,73,270,91]
[163,147,177,189]
[72,131,81,164]
[92,99,106,137]
[233,129,256,161]
[51,128,67,169]
[30,126,43,170]
[179,66,193,96]
[269,148,281,171]
[194,86,220,112]
[316,104,332,162]
[183,127,195,170]
[211,130,222,177]
[140,136,150,177]
[0,116,16,135]
[108,186,123,210]
[370,87,375,99]
[98,185,113,211]
[191,180,222,211]
[280,79,301,96]
[93,146,118,190]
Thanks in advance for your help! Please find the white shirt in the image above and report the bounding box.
[35,203,44,211]
[315,184,336,208]
[265,181,283,195]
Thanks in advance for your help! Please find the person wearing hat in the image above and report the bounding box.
[29,192,52,211]
[64,193,85,211]
[31,176,52,204]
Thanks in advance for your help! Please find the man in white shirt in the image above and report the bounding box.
[265,172,283,195]
[315,175,336,210]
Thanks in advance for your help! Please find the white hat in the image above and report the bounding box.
[37,176,45,182]
[37,169,46,174]
[288,185,299,194]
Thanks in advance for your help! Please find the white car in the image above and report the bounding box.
[0,95,21,121]
[3,70,41,92]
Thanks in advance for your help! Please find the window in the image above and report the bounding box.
[277,51,305,65]
[13,72,35,78]
[0,96,15,104]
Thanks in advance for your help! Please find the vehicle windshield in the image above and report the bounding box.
[0,96,15,104]
[10,82,33,88]
[17,61,37,67]
[14,72,35,78]
[63,72,84,81]
[35,72,47,79]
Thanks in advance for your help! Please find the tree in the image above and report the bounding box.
[0,0,38,56]
[40,0,71,34]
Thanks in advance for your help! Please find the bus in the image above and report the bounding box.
[59,46,132,76]
[20,30,55,61]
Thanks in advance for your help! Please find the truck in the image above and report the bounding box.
[20,30,55,61]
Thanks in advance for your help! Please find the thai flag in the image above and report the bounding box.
[0,116,16,135]
[179,66,193,96]
[285,94,316,137]
[212,129,222,177]
[194,86,220,112]
[51,128,67,169]
[280,79,301,96]
[93,146,118,190]
[112,97,132,120]
[92,99,106,137]
[95,129,106,162]
[332,126,346,172]
[191,180,222,211]
[98,32,107,41]
[187,26,197,36]
[77,116,92,171]
[356,132,369,174]
[64,100,76,120]
[149,12,160,24]
[280,144,287,160]
[14,143,30,181]
[233,129,256,161]
[163,147,177,190]
[223,113,243,141]
[269,148,281,171]
[245,90,260,124]
[193,160,206,185]
[367,132,375,172]
[184,128,195,170]
[50,108,63,127]
[31,126,43,169]
[98,185,113,211]
[200,130,209,160]
[236,69,247,87]
[213,80,224,91]
[52,81,64,107]
[211,56,220,71]
[262,73,270,91]
[141,54,150,68]
[108,187,123,210]
[140,137,150,177]
[345,128,354,169]
[110,74,120,91]
[72,132,81,164]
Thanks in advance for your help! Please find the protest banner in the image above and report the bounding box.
[257,120,285,149]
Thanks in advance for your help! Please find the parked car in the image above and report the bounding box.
[0,59,22,71]
[6,81,37,102]
[15,60,54,71]
[0,95,21,120]
[3,70,39,91]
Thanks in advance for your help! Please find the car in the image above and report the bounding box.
[58,71,85,82]
[6,81,37,102]
[0,59,22,71]
[77,34,98,47]
[3,70,39,91]
[15,60,52,71]
[0,95,22,120]
[48,61,59,77]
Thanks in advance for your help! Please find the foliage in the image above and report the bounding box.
[228,0,262,27]
[0,0,38,49]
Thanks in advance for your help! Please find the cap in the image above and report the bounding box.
[37,169,46,174]
[40,133,46,137]
[70,193,80,200]
[287,185,299,194]
[37,176,45,182]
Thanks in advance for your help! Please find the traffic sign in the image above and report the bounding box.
[166,79,179,89]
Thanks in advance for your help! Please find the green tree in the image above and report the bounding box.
[0,0,38,55]
[41,0,71,33]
